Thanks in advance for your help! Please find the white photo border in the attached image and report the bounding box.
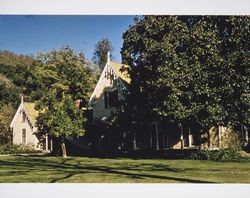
[0,0,249,197]
[0,0,249,15]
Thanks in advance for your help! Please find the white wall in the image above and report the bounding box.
[91,64,125,119]
[12,109,40,149]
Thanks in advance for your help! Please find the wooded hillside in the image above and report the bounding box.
[0,48,98,145]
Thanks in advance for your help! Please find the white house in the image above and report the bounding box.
[89,52,130,120]
[10,96,52,151]
[88,53,249,151]
[88,54,199,150]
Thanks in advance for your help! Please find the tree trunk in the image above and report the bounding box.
[180,123,184,149]
[155,122,159,150]
[61,139,67,158]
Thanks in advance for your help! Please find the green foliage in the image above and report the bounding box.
[189,149,241,161]
[36,95,86,139]
[0,75,20,107]
[0,48,96,149]
[36,46,94,102]
[0,144,41,154]
[0,51,44,146]
[0,51,40,101]
[121,16,250,138]
[221,128,242,150]
[0,51,34,67]
[93,38,114,70]
[85,60,101,81]
[0,104,15,145]
[35,46,94,156]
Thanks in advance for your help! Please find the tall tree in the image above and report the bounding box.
[92,38,114,70]
[35,46,94,157]
[121,16,250,143]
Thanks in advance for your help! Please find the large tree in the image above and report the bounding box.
[35,46,94,157]
[121,16,250,141]
[92,38,114,70]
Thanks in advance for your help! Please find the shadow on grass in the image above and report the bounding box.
[0,156,216,183]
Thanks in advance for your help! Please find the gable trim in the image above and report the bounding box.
[10,102,23,128]
[89,61,127,105]
[10,102,37,129]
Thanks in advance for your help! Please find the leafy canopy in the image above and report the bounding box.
[121,16,250,131]
[92,38,114,70]
[36,46,94,141]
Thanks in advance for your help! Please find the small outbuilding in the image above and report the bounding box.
[9,96,52,151]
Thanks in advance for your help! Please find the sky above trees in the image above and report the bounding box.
[0,15,135,62]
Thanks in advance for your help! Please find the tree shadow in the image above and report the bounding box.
[0,156,217,183]
[50,173,78,183]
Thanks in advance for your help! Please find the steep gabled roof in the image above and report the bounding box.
[23,102,39,126]
[10,98,39,129]
[110,61,131,85]
[89,59,131,104]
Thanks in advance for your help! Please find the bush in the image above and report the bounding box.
[221,129,242,150]
[189,149,241,161]
[0,144,42,154]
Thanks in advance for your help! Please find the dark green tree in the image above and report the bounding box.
[121,16,250,145]
[93,38,114,70]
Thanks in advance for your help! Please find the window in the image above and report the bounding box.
[22,112,25,122]
[22,129,26,144]
[104,90,118,109]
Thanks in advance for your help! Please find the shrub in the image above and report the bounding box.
[221,129,242,150]
[0,144,42,154]
[189,149,241,161]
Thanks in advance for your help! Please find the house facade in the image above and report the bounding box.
[10,96,52,151]
[89,53,130,120]
[89,54,249,151]
[88,55,200,151]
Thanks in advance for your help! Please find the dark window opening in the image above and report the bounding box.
[104,90,118,109]
[22,129,26,144]
[22,112,25,123]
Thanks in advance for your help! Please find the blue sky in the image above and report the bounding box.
[0,15,135,62]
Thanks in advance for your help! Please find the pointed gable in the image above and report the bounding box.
[10,100,39,129]
[110,61,131,85]
[23,102,39,126]
[89,60,130,104]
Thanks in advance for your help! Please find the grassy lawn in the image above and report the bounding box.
[0,155,249,183]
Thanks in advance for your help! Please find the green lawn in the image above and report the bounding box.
[0,155,249,183]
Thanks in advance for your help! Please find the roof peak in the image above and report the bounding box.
[108,61,130,85]
[21,95,24,104]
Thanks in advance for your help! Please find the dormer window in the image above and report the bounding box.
[104,90,118,109]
